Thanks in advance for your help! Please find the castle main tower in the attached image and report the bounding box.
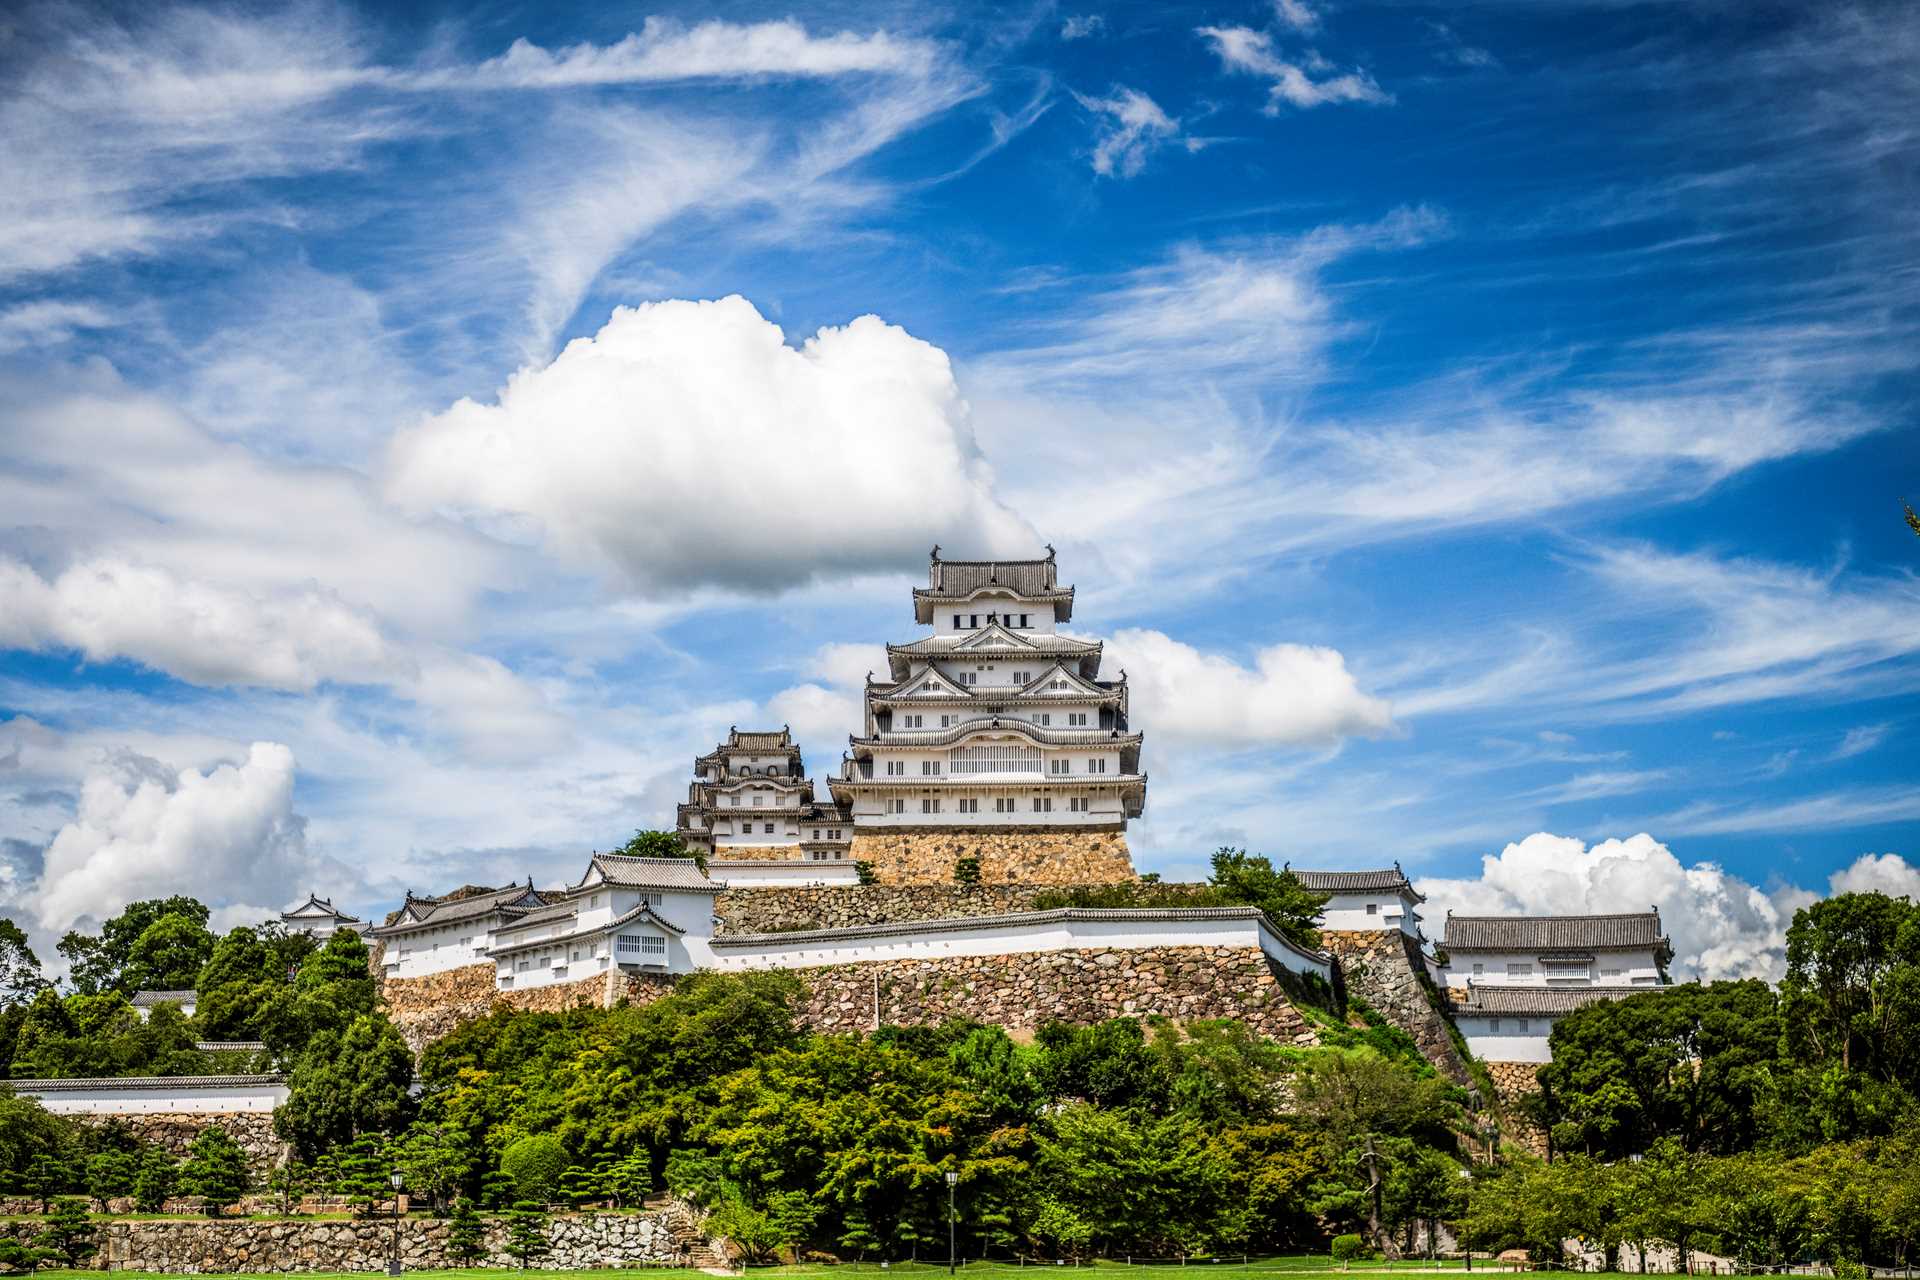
[828,548,1145,884]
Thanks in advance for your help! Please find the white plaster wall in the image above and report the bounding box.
[1456,1015,1557,1064]
[705,862,861,889]
[707,913,1331,982]
[382,919,496,978]
[1439,948,1662,988]
[931,598,1056,636]
[23,1082,289,1115]
[1320,893,1420,936]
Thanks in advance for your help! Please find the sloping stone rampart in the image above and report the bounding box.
[89,1208,690,1272]
[1319,929,1473,1085]
[848,828,1135,885]
[714,881,1210,934]
[381,964,674,1052]
[793,945,1318,1043]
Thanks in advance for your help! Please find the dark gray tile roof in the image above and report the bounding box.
[370,885,543,934]
[8,1074,285,1091]
[1450,985,1650,1017]
[585,854,720,894]
[490,903,685,958]
[924,556,1062,598]
[1443,912,1666,951]
[129,990,195,1007]
[889,631,1099,656]
[1292,867,1421,899]
[195,1041,266,1052]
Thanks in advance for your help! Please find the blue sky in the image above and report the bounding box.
[0,0,1915,979]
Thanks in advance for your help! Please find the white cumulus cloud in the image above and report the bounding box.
[1827,851,1920,900]
[384,296,1034,597]
[1105,628,1394,749]
[0,555,401,691]
[31,742,322,935]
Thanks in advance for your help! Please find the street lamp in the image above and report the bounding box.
[945,1171,959,1276]
[388,1169,404,1277]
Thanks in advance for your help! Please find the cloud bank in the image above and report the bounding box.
[385,296,1034,596]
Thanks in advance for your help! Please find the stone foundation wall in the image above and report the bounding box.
[79,1111,285,1178]
[1319,930,1473,1085]
[93,1209,689,1272]
[1485,1059,1549,1156]
[794,945,1318,1044]
[714,881,1210,934]
[382,964,675,1052]
[848,828,1135,884]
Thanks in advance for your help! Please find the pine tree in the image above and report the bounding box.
[446,1199,488,1265]
[0,1235,54,1275]
[179,1127,250,1216]
[600,1154,652,1209]
[36,1199,97,1267]
[133,1148,175,1213]
[505,1202,551,1269]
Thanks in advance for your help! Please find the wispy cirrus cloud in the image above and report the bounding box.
[1198,25,1390,112]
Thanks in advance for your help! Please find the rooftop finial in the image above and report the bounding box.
[930,543,941,562]
[1044,542,1056,562]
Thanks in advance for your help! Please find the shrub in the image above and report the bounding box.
[1332,1233,1371,1267]
[854,861,878,886]
[953,856,981,885]
[500,1134,568,1204]
[446,1199,487,1265]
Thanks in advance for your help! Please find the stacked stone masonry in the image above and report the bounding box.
[1319,929,1474,1085]
[382,964,674,1053]
[713,881,1211,934]
[74,1112,285,1179]
[86,1209,700,1273]
[847,829,1136,885]
[1484,1059,1550,1156]
[793,945,1319,1044]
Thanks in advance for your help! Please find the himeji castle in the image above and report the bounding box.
[675,727,851,867]
[826,548,1147,881]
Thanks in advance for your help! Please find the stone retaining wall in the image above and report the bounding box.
[1484,1059,1549,1155]
[713,881,1210,934]
[847,828,1135,884]
[1319,930,1473,1084]
[78,1111,285,1178]
[793,945,1319,1043]
[93,1209,688,1272]
[382,964,675,1052]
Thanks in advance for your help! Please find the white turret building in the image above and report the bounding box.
[675,727,851,865]
[830,548,1147,836]
[1293,866,1424,936]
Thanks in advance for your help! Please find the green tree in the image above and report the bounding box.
[599,1153,652,1208]
[132,1147,175,1213]
[120,913,217,994]
[1782,892,1920,1087]
[179,1126,249,1215]
[84,1150,138,1211]
[20,1153,69,1213]
[394,1123,472,1215]
[0,1235,55,1274]
[447,1198,488,1264]
[57,896,211,995]
[616,830,699,864]
[501,1135,568,1204]
[0,921,48,1007]
[195,926,282,1041]
[276,1013,415,1158]
[265,1161,314,1216]
[504,1202,550,1269]
[1208,848,1331,949]
[953,856,982,885]
[36,1199,96,1267]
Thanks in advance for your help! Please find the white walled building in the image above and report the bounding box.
[1437,911,1671,990]
[1438,911,1672,1065]
[493,854,722,989]
[830,549,1147,832]
[1449,985,1646,1064]
[129,989,196,1021]
[1293,866,1424,936]
[368,882,549,980]
[676,727,852,862]
[280,892,363,939]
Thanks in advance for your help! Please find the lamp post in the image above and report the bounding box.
[388,1169,404,1277]
[945,1171,958,1276]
